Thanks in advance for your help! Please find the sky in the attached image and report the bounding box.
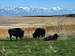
[0,0,75,9]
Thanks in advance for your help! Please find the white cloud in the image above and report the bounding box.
[52,7,57,10]
[51,7,63,10]
[19,7,30,11]
[57,7,63,10]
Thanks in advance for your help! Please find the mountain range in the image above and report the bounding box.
[0,7,75,16]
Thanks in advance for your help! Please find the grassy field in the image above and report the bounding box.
[0,37,75,56]
[0,16,75,56]
[0,16,75,39]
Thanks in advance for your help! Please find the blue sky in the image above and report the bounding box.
[0,0,75,9]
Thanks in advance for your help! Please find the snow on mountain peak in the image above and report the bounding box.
[52,7,63,10]
[0,6,74,16]
[18,7,30,10]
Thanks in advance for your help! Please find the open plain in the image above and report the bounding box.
[0,16,75,39]
[0,16,75,56]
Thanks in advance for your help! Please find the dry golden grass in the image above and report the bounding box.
[0,16,75,39]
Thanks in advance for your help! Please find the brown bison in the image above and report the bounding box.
[8,28,24,40]
[33,28,46,38]
[43,33,59,41]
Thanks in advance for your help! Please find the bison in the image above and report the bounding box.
[33,28,46,38]
[8,28,24,40]
[43,33,59,41]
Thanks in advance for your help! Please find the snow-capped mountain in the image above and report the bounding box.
[0,7,75,16]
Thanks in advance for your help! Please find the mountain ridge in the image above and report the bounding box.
[0,7,75,16]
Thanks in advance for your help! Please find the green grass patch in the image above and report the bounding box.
[0,38,75,56]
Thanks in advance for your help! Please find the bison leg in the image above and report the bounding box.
[41,34,45,37]
[9,35,12,40]
[16,36,18,40]
[19,37,22,40]
[37,35,40,38]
